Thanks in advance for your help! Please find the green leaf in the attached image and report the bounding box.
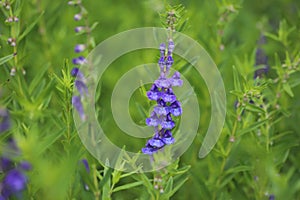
[0,54,14,66]
[29,64,49,94]
[18,11,44,42]
[37,128,65,155]
[169,176,189,197]
[112,181,143,193]
[101,166,113,200]
[283,83,294,97]
[225,165,253,175]
[163,177,174,195]
[238,119,268,136]
[99,167,113,189]
[245,103,265,113]
[232,65,241,91]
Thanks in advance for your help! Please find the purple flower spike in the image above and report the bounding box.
[72,96,86,121]
[74,44,86,53]
[0,109,10,133]
[142,40,182,154]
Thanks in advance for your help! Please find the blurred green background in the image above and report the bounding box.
[1,0,300,199]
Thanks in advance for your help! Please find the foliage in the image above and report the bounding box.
[0,0,300,199]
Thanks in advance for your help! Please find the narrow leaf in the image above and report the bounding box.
[0,54,14,66]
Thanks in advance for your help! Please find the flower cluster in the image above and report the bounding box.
[142,40,183,155]
[0,110,31,199]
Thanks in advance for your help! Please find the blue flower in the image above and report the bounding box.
[146,112,160,127]
[160,88,176,103]
[161,130,175,145]
[147,85,161,101]
[161,114,175,129]
[142,40,182,155]
[170,101,182,116]
[142,129,175,155]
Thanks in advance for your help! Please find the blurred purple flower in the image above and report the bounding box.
[81,159,90,173]
[0,138,31,199]
[71,67,85,81]
[71,67,88,121]
[2,169,27,196]
[74,44,86,53]
[254,35,269,79]
[74,13,82,21]
[72,56,87,65]
[0,109,10,133]
[0,157,13,172]
[72,96,85,121]
[74,26,84,33]
[19,161,32,171]
[75,80,88,97]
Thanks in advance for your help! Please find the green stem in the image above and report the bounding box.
[8,6,18,68]
[92,164,101,200]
